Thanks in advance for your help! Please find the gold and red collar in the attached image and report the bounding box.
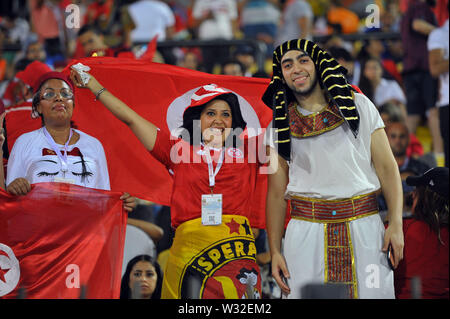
[288,102,344,138]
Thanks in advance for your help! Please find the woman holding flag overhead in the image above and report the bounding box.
[70,66,269,299]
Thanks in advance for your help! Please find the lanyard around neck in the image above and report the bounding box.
[43,127,73,173]
[203,145,224,192]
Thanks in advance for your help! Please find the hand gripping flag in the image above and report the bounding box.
[0,183,127,299]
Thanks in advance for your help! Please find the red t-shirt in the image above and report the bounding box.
[394,218,449,299]
[150,129,264,228]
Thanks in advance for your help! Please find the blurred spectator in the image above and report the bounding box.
[380,0,402,33]
[359,57,407,119]
[233,45,257,76]
[357,37,402,82]
[395,167,449,299]
[24,39,47,62]
[427,8,449,167]
[1,58,35,108]
[29,0,67,63]
[192,0,238,40]
[221,59,245,76]
[275,0,313,47]
[76,24,132,57]
[379,102,425,159]
[192,0,239,73]
[128,0,175,43]
[83,0,115,31]
[385,122,431,179]
[240,0,280,57]
[400,0,443,165]
[326,0,360,35]
[378,121,431,218]
[77,24,108,57]
[167,0,192,40]
[0,12,31,47]
[177,49,203,71]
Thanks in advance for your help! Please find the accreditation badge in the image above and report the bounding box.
[201,194,222,226]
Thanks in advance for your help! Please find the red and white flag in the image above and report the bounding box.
[0,183,127,299]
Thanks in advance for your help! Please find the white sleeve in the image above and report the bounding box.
[427,29,444,51]
[95,140,110,191]
[5,135,27,187]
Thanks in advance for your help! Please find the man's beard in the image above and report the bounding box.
[288,73,319,97]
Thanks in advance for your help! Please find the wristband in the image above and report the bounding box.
[94,88,107,101]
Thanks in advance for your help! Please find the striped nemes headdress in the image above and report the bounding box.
[262,39,360,161]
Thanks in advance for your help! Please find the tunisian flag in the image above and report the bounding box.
[0,183,127,299]
[62,59,272,228]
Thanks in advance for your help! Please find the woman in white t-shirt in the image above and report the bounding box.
[359,58,407,119]
[5,71,135,211]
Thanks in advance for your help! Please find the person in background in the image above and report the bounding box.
[120,254,163,299]
[427,6,449,167]
[386,122,431,179]
[379,102,424,159]
[275,0,313,47]
[400,0,443,168]
[221,59,245,76]
[128,0,175,44]
[240,0,281,58]
[191,0,239,73]
[359,57,407,120]
[77,24,131,58]
[379,122,431,219]
[395,167,449,299]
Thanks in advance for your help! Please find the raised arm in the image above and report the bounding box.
[70,69,158,152]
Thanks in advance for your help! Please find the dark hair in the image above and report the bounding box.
[358,58,380,103]
[120,255,163,299]
[221,59,245,75]
[327,46,352,63]
[412,186,449,244]
[77,24,103,37]
[378,102,404,122]
[31,79,76,126]
[180,93,247,147]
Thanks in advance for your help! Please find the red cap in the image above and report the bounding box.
[33,71,74,94]
[184,84,233,113]
[15,61,52,91]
